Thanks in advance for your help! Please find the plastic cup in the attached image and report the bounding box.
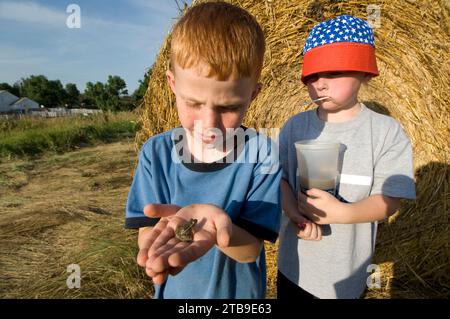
[294,140,340,195]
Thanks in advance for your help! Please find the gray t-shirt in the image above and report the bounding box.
[277,103,416,299]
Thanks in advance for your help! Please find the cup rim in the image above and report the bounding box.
[294,140,340,149]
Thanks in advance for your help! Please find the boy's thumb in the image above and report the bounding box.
[144,204,181,218]
[217,228,231,248]
[137,248,148,268]
[215,214,232,248]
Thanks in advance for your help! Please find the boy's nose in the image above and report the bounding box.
[315,77,328,91]
[200,107,220,130]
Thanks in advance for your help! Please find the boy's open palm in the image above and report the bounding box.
[141,203,232,285]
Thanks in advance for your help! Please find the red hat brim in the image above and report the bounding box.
[301,42,379,84]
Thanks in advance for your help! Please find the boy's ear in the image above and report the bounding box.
[250,82,262,101]
[166,69,176,92]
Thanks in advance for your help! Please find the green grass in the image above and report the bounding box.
[0,112,139,159]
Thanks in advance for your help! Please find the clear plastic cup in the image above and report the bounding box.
[294,140,340,195]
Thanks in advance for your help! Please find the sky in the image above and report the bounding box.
[0,0,192,93]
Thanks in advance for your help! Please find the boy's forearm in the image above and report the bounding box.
[281,178,298,214]
[218,224,263,263]
[341,195,401,224]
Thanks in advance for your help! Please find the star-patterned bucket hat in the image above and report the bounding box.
[301,14,379,84]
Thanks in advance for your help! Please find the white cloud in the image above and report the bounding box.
[0,46,48,64]
[0,1,157,35]
[0,1,66,27]
[0,1,158,51]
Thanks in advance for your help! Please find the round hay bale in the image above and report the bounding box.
[138,0,449,298]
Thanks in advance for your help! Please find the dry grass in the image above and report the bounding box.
[0,140,153,298]
[138,0,450,298]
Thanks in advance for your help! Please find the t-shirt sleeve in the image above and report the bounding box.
[235,137,282,243]
[370,121,416,199]
[125,144,160,229]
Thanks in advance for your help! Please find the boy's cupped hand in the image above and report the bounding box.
[138,203,232,285]
[284,204,322,241]
[298,188,345,225]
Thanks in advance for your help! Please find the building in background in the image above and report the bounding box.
[0,90,40,113]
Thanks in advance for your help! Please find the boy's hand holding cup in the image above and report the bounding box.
[295,140,344,224]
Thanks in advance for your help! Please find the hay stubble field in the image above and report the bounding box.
[0,140,155,298]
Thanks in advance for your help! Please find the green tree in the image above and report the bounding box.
[118,96,135,111]
[49,79,68,107]
[19,75,67,107]
[79,93,95,109]
[132,67,152,105]
[106,75,128,97]
[84,75,130,112]
[65,83,80,107]
[0,82,20,96]
[84,81,108,111]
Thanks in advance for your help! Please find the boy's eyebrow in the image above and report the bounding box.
[179,94,203,103]
[216,103,244,108]
[180,93,245,108]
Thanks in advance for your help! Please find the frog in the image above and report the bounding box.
[175,218,197,242]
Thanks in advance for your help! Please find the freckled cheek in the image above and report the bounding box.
[222,112,245,129]
[336,86,357,101]
[176,105,196,130]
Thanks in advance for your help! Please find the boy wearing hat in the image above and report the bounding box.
[277,15,416,299]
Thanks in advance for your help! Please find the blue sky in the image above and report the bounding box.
[0,0,192,93]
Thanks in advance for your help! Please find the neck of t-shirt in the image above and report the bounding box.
[177,126,249,165]
[185,131,234,164]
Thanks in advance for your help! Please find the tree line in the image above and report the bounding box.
[0,69,151,112]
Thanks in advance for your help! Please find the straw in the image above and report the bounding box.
[302,96,330,107]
